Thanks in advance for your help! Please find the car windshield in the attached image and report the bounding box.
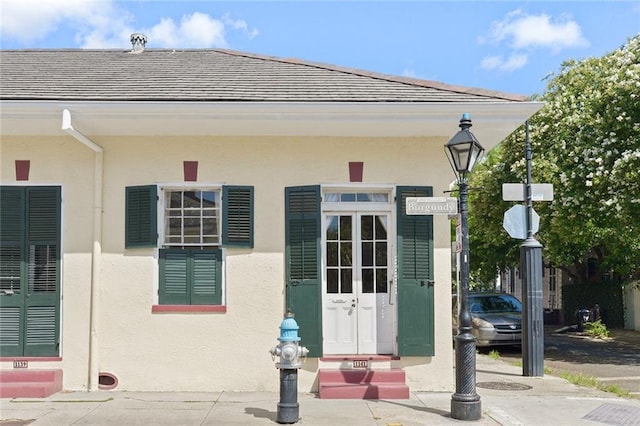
[470,295,522,314]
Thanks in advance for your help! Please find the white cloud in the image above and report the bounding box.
[147,13,227,48]
[1,0,107,43]
[1,0,258,49]
[480,53,528,72]
[482,9,589,52]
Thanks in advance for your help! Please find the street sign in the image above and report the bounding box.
[502,183,554,202]
[503,204,539,239]
[406,197,457,215]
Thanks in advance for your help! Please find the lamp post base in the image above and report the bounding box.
[451,396,482,421]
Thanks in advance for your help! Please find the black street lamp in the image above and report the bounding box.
[446,113,484,421]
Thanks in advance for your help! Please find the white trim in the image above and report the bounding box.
[2,100,544,150]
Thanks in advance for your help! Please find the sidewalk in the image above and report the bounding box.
[2,355,640,425]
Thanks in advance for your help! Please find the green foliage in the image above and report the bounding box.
[561,281,624,328]
[559,371,631,398]
[469,35,640,285]
[488,349,501,360]
[584,319,610,338]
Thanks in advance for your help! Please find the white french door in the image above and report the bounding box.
[322,212,394,355]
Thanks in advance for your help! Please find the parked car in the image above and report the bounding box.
[452,293,522,348]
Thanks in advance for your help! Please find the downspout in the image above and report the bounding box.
[62,109,103,391]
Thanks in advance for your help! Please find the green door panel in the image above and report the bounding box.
[285,186,322,357]
[396,186,435,356]
[0,186,61,357]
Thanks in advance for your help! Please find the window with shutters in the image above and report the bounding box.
[125,184,253,309]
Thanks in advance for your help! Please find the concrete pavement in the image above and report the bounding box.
[2,354,640,425]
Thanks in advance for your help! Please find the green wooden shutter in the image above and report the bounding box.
[396,186,435,356]
[0,187,25,356]
[159,249,189,305]
[191,249,222,305]
[25,187,61,356]
[125,185,157,248]
[159,248,222,305]
[285,186,322,357]
[222,186,254,248]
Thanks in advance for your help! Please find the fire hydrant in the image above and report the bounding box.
[269,310,309,424]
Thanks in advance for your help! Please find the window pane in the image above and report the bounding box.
[203,191,218,207]
[202,217,217,236]
[169,191,182,208]
[327,269,338,293]
[184,218,200,236]
[184,209,200,217]
[184,236,200,244]
[183,191,199,208]
[372,193,389,202]
[376,269,388,293]
[167,218,182,236]
[356,193,370,202]
[362,268,374,293]
[324,193,339,202]
[341,269,352,293]
[340,193,356,202]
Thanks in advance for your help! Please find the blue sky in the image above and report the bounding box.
[1,1,639,96]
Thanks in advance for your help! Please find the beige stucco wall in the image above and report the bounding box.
[1,133,456,392]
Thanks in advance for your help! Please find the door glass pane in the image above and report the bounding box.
[341,269,352,293]
[361,215,373,240]
[340,242,352,266]
[362,268,374,293]
[327,242,338,266]
[362,242,373,266]
[327,269,338,293]
[375,216,387,239]
[339,216,352,240]
[376,268,388,293]
[326,216,338,240]
[376,242,387,266]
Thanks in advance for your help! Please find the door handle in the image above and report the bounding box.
[351,299,356,308]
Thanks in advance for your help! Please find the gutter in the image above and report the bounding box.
[61,109,103,392]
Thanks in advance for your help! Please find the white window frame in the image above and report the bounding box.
[159,185,222,248]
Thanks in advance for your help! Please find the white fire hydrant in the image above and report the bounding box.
[269,310,308,424]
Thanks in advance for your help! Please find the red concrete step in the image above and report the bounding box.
[0,369,62,398]
[318,369,409,399]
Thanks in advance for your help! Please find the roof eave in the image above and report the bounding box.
[0,100,544,151]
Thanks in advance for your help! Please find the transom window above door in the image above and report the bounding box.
[324,191,390,203]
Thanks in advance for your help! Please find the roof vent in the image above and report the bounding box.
[130,33,147,53]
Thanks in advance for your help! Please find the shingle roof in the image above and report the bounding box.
[0,48,529,102]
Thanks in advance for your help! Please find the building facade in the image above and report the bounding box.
[0,45,542,395]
